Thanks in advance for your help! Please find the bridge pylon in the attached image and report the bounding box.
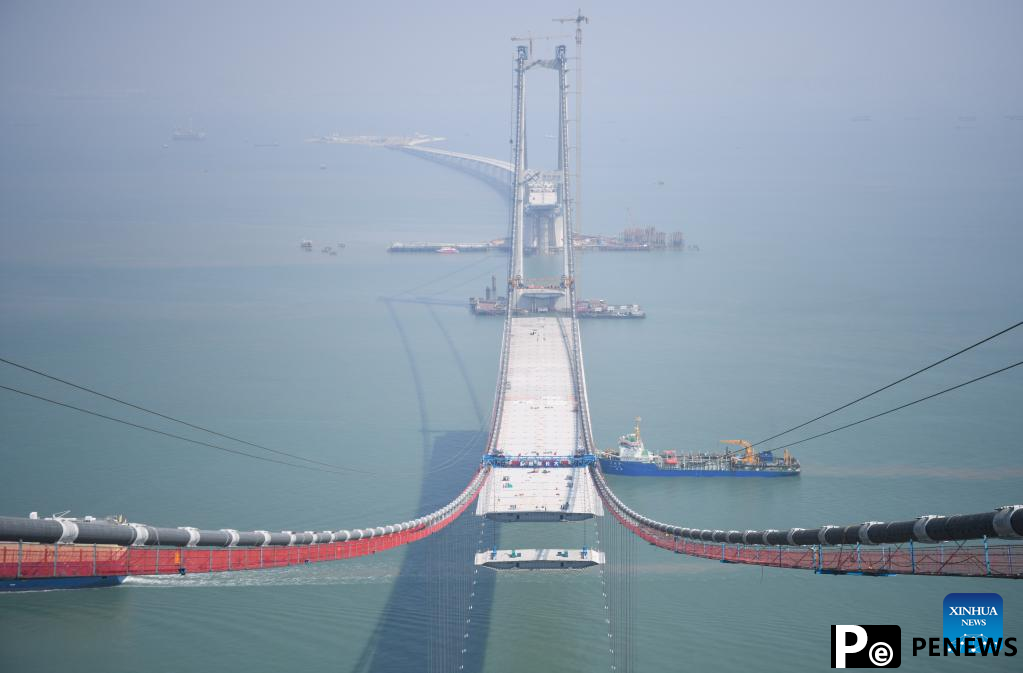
[473,43,603,572]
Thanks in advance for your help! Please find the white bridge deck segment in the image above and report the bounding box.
[477,316,602,521]
[477,466,600,521]
[498,317,580,456]
[474,549,605,570]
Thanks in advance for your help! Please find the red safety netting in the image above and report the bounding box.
[1,473,483,580]
[603,496,1022,579]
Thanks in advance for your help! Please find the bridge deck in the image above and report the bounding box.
[497,316,580,456]
[478,316,602,520]
[476,466,600,520]
[402,145,514,174]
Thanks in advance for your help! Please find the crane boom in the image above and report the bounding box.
[720,439,757,464]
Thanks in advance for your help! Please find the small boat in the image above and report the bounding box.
[3,576,126,592]
[300,240,313,250]
[437,246,459,254]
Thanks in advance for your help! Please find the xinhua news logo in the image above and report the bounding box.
[911,592,1016,657]
[943,593,1002,654]
[831,625,901,668]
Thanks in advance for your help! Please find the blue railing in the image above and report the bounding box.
[482,454,596,468]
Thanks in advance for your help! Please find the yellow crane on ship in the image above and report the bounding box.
[720,440,794,466]
[720,439,757,465]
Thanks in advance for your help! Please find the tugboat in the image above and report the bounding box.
[598,418,800,477]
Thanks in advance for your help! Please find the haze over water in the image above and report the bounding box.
[2,2,1022,671]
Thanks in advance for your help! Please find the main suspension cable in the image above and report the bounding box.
[768,359,1023,451]
[0,356,356,472]
[0,384,372,476]
[751,319,1023,447]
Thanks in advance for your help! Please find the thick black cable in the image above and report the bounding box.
[769,360,1023,451]
[750,319,1023,448]
[0,356,355,472]
[0,384,372,475]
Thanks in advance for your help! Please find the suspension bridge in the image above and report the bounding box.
[2,42,1022,600]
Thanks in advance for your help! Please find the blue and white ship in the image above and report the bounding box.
[598,418,800,477]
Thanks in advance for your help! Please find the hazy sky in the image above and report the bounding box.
[2,0,1021,157]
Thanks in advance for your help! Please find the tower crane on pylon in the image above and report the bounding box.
[552,9,589,38]
[552,9,589,235]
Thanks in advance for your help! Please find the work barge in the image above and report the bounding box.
[469,275,644,319]
[388,227,693,255]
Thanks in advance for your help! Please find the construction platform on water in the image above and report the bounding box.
[388,226,697,254]
[388,241,505,253]
[470,276,645,319]
[471,297,645,319]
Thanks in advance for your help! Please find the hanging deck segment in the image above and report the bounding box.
[474,548,604,570]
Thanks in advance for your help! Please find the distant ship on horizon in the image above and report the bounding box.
[171,118,206,141]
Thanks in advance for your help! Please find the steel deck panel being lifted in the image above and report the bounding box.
[474,548,604,570]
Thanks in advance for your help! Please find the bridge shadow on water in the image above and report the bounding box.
[350,430,497,673]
